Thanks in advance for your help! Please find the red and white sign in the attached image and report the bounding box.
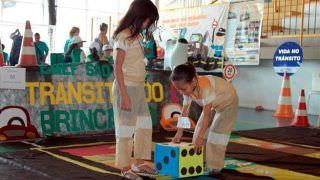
[223,64,237,81]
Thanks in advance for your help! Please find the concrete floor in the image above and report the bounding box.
[234,107,319,131]
[0,107,319,180]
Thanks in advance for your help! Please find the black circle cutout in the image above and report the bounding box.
[170,150,176,158]
[156,163,162,170]
[196,149,202,155]
[181,167,187,175]
[189,148,195,156]
[196,166,202,174]
[181,149,188,157]
[163,156,169,164]
[189,167,195,174]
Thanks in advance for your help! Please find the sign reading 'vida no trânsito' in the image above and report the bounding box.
[273,41,303,77]
[0,67,26,90]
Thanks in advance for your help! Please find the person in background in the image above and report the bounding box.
[64,27,80,62]
[143,33,157,68]
[87,41,100,62]
[101,44,113,64]
[34,33,49,64]
[143,33,156,61]
[112,0,159,179]
[95,23,109,53]
[9,29,22,66]
[1,44,9,65]
[65,36,86,63]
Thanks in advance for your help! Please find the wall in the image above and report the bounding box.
[233,58,320,115]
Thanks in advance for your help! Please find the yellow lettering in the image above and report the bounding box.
[67,82,82,104]
[40,82,55,105]
[26,82,39,105]
[144,82,152,102]
[152,82,164,102]
[56,82,68,104]
[95,82,105,104]
[82,82,95,104]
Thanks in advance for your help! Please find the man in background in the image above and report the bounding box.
[9,29,22,66]
[34,33,49,64]
[1,44,9,65]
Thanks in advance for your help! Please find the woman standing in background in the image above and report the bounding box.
[64,27,80,62]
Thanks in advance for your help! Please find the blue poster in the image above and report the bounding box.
[273,42,303,76]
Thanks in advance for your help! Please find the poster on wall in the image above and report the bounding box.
[225,0,264,65]
[0,67,26,90]
[156,2,230,71]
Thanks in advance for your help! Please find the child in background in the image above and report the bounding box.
[65,36,86,63]
[170,63,239,176]
[143,33,157,68]
[97,23,109,49]
[101,44,114,64]
[1,44,9,65]
[112,0,159,179]
[143,33,156,61]
[87,42,100,62]
[64,27,80,62]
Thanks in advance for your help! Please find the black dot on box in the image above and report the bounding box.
[181,149,187,157]
[189,167,195,174]
[196,149,202,155]
[156,162,162,170]
[181,167,187,175]
[171,149,176,158]
[189,148,195,156]
[163,156,169,164]
[196,166,202,174]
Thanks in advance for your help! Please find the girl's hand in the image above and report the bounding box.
[120,93,132,111]
[172,131,183,143]
[192,135,204,154]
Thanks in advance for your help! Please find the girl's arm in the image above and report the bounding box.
[175,103,191,135]
[196,103,213,138]
[172,102,191,143]
[114,48,131,110]
[193,103,212,152]
[114,49,126,93]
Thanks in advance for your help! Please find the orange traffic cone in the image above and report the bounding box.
[292,89,310,127]
[0,39,5,66]
[17,20,38,67]
[273,73,294,119]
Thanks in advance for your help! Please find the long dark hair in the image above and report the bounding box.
[113,0,159,39]
[170,63,197,83]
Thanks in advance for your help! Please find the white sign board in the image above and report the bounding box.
[0,67,26,90]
